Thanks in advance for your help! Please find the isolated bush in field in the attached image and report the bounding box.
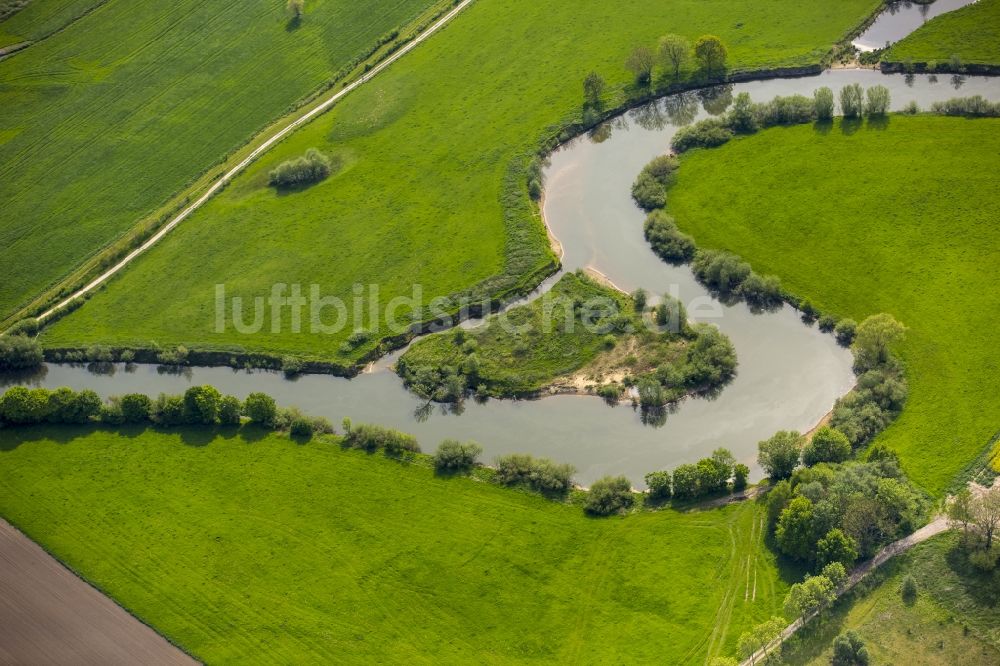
[119,393,153,423]
[657,34,690,80]
[693,35,727,75]
[839,84,864,119]
[434,439,483,472]
[757,430,802,480]
[644,470,672,501]
[864,85,890,117]
[0,334,43,370]
[286,0,304,20]
[631,155,679,210]
[834,318,857,346]
[670,117,733,152]
[814,86,835,121]
[218,395,242,425]
[243,392,278,426]
[644,211,696,264]
[727,92,758,133]
[582,71,605,109]
[831,631,870,666]
[802,426,852,465]
[183,385,222,424]
[625,45,654,85]
[269,148,332,188]
[585,475,634,515]
[901,574,918,603]
[817,528,859,569]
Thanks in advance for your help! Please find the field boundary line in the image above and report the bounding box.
[36,0,476,322]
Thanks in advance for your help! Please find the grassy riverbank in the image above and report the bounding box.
[39,0,883,362]
[883,0,1000,68]
[666,115,1000,495]
[0,425,788,663]
[0,0,440,320]
[777,533,1000,665]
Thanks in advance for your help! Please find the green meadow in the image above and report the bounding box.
[0,426,789,663]
[665,115,1000,494]
[0,0,104,47]
[41,0,882,361]
[0,0,439,320]
[884,0,1000,67]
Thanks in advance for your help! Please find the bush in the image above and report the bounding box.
[596,382,624,403]
[930,95,1000,117]
[494,453,535,484]
[727,92,757,133]
[243,392,277,427]
[738,272,782,308]
[0,334,43,370]
[691,249,751,295]
[494,453,575,494]
[0,387,50,424]
[344,422,420,454]
[585,475,634,515]
[832,631,869,666]
[119,393,153,423]
[901,574,917,603]
[645,470,672,501]
[289,416,314,439]
[156,346,189,365]
[816,528,859,568]
[218,395,242,425]
[757,430,802,480]
[672,463,700,500]
[802,426,852,465]
[864,85,890,117]
[753,94,815,127]
[631,155,679,211]
[839,83,864,119]
[671,118,733,153]
[817,314,837,332]
[834,318,857,346]
[814,86,835,121]
[183,385,221,424]
[637,377,667,408]
[434,439,483,472]
[268,148,332,188]
[153,394,187,426]
[733,463,749,490]
[644,211,696,264]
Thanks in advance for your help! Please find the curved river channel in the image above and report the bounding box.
[5,67,999,485]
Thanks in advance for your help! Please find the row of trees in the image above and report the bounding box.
[644,447,749,502]
[947,484,1000,570]
[624,34,728,87]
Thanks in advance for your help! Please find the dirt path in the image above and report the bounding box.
[36,0,476,322]
[739,515,950,665]
[0,518,196,664]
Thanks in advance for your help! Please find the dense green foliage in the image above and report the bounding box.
[631,155,679,210]
[644,210,696,264]
[884,0,1000,67]
[0,334,42,369]
[0,427,790,662]
[0,0,439,320]
[432,439,483,472]
[41,0,883,359]
[268,148,334,188]
[666,115,1000,494]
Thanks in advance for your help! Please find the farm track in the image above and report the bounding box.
[35,0,475,322]
[0,517,196,665]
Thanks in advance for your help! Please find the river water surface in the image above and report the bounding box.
[6,69,1000,485]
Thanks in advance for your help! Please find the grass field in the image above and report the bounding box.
[664,115,1000,495]
[0,0,440,320]
[778,533,1000,664]
[884,0,1000,67]
[0,0,105,47]
[40,0,883,362]
[0,425,789,663]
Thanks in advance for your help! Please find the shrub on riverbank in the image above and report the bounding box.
[930,96,1000,117]
[494,453,575,495]
[0,334,43,370]
[433,439,483,472]
[631,155,680,210]
[342,419,419,454]
[644,211,696,264]
[585,475,635,515]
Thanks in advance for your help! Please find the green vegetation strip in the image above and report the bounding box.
[0,426,787,663]
[40,0,882,361]
[884,0,1000,69]
[664,115,1000,495]
[0,0,439,319]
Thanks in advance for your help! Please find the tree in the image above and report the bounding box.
[696,448,735,493]
[625,46,654,86]
[433,439,483,472]
[802,426,851,465]
[657,34,690,80]
[947,487,974,538]
[972,485,1000,550]
[693,35,727,75]
[119,393,153,423]
[0,334,43,370]
[0,386,49,424]
[865,85,891,116]
[287,0,304,20]
[63,389,101,424]
[672,463,700,500]
[243,392,277,427]
[814,86,835,121]
[816,528,859,569]
[822,561,848,589]
[737,616,785,664]
[585,475,634,515]
[757,430,802,480]
[583,71,605,109]
[218,395,242,425]
[839,83,864,119]
[644,470,672,501]
[853,313,905,366]
[784,573,835,620]
[831,631,870,666]
[733,463,749,491]
[776,496,816,561]
[728,92,758,133]
[183,385,221,425]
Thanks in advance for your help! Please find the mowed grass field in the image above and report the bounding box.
[884,0,1000,67]
[778,533,1000,665]
[0,0,439,319]
[665,116,1000,494]
[0,426,788,663]
[41,0,882,360]
[0,0,104,47]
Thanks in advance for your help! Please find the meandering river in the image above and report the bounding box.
[5,36,1000,487]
